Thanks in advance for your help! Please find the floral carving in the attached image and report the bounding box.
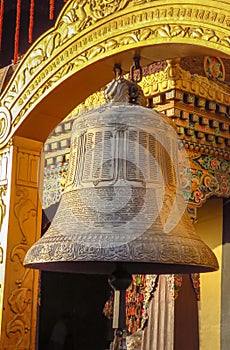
[0,107,11,145]
[221,36,230,47]
[6,187,36,347]
[7,288,31,347]
[0,184,7,232]
[14,188,37,243]
[185,154,230,205]
[8,288,31,315]
[192,154,230,173]
[58,0,131,40]
[12,22,228,129]
[0,0,229,148]
[188,169,230,205]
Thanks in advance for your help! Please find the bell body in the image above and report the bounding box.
[24,103,218,274]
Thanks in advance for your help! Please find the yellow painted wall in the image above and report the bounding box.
[196,198,223,350]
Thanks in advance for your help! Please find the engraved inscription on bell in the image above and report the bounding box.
[24,101,218,274]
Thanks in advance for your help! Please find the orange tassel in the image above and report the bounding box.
[14,0,21,64]
[49,0,55,20]
[0,0,4,50]
[29,0,35,44]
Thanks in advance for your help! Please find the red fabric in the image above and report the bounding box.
[28,0,35,43]
[14,0,21,63]
[0,0,4,49]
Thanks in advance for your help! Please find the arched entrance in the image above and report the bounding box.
[0,0,229,348]
[0,0,230,147]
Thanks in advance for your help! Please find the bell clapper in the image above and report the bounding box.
[108,265,133,350]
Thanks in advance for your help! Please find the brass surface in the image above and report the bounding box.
[24,101,218,274]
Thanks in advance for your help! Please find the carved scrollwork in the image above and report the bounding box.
[0,2,230,148]
[11,244,30,266]
[0,107,11,146]
[58,0,131,40]
[140,58,230,104]
[6,187,36,347]
[0,184,7,232]
[8,288,31,315]
[14,22,227,127]
[7,288,31,347]
[14,188,37,243]
[4,1,229,106]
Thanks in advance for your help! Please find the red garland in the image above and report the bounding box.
[49,0,55,20]
[14,0,21,64]
[29,0,35,44]
[0,0,4,50]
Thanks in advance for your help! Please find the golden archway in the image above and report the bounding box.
[0,0,230,148]
[0,2,229,348]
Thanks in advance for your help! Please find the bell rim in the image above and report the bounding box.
[23,260,218,275]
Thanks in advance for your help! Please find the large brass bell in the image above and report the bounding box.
[24,76,218,275]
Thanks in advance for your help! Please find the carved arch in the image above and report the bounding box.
[0,0,230,147]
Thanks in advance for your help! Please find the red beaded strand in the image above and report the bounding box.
[10,0,69,61]
[28,0,35,43]
[0,0,4,49]
[49,0,55,20]
[14,0,21,63]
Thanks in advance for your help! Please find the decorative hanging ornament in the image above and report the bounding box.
[49,0,55,20]
[9,0,69,63]
[0,0,4,50]
[14,0,21,63]
[28,0,35,44]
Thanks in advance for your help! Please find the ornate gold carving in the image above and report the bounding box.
[0,107,11,146]
[6,287,31,347]
[0,184,7,232]
[6,187,36,347]
[0,149,8,231]
[58,0,131,41]
[14,24,229,128]
[140,59,230,104]
[14,188,37,242]
[0,246,3,263]
[16,150,40,187]
[0,1,230,148]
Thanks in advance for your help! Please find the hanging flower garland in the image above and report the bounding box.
[0,0,4,50]
[14,0,21,63]
[12,0,69,64]
[49,0,55,20]
[28,0,35,44]
[190,273,200,301]
[126,274,146,334]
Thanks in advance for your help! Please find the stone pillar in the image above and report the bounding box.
[0,136,43,349]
